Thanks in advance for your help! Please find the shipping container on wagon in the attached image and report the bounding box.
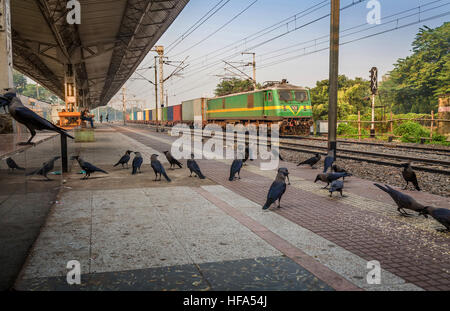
[162,107,168,121]
[173,104,182,122]
[145,110,151,121]
[167,106,174,121]
[181,98,207,123]
[137,111,143,121]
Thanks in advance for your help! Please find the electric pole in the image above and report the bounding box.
[328,0,340,158]
[155,46,165,110]
[122,87,126,125]
[154,55,159,131]
[370,67,378,138]
[242,52,256,89]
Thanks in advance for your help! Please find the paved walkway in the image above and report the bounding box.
[13,124,450,291]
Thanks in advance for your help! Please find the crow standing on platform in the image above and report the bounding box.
[151,154,171,182]
[262,168,289,210]
[297,153,321,168]
[229,158,243,181]
[401,163,420,191]
[323,150,335,173]
[314,172,351,188]
[187,153,205,179]
[132,152,143,175]
[419,206,450,232]
[332,164,349,180]
[163,151,183,169]
[6,157,25,172]
[71,156,108,179]
[278,167,291,185]
[114,150,133,168]
[26,156,60,180]
[329,180,345,197]
[373,183,425,216]
[0,89,74,145]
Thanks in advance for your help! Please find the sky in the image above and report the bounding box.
[118,0,449,110]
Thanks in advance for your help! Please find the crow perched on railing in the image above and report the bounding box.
[0,88,74,145]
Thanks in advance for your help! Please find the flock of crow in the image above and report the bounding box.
[295,151,448,232]
[1,88,448,232]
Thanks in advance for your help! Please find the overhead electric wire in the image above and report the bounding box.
[165,0,232,55]
[171,3,449,99]
[169,0,260,58]
[258,0,450,68]
[169,0,367,86]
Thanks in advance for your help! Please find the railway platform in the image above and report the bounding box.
[10,124,450,291]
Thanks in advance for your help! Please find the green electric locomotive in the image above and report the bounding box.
[206,80,313,135]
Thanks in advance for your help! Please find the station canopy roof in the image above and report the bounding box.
[11,0,189,108]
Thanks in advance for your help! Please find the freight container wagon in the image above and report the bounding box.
[181,98,208,127]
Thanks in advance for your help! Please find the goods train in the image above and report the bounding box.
[127,80,314,135]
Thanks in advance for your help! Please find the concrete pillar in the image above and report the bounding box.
[0,0,13,133]
[0,0,13,90]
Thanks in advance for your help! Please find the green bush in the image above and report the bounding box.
[337,123,368,138]
[393,121,430,143]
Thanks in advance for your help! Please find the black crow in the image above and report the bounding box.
[229,158,243,181]
[401,163,420,191]
[332,164,349,180]
[323,150,335,173]
[242,145,250,165]
[327,172,351,182]
[114,150,133,168]
[150,154,171,182]
[278,167,291,185]
[374,183,425,216]
[329,180,344,197]
[297,153,321,168]
[71,156,108,179]
[314,173,330,188]
[262,168,289,210]
[0,89,74,145]
[26,156,60,180]
[163,151,183,169]
[187,153,205,179]
[419,206,450,232]
[132,152,143,175]
[6,157,25,171]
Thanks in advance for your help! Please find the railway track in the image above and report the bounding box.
[127,123,450,176]
[281,135,450,154]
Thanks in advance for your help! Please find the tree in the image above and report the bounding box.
[214,78,258,96]
[382,22,450,113]
[13,70,27,93]
[310,75,371,120]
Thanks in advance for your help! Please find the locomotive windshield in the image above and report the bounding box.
[278,90,293,101]
[294,91,308,102]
